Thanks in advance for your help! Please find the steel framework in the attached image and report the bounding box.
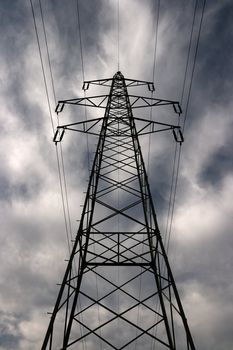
[42,71,195,350]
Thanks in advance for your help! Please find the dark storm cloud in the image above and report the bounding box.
[147,3,233,349]
[199,132,233,187]
[149,148,177,217]
[169,223,233,349]
[0,171,43,202]
[0,312,22,349]
[172,226,233,289]
[0,2,52,134]
[193,1,233,102]
[40,0,111,95]
[5,79,45,132]
[172,0,233,192]
[175,1,233,132]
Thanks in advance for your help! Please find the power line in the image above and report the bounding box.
[147,2,161,349]
[59,147,73,237]
[38,0,74,251]
[76,0,91,173]
[165,0,198,251]
[30,0,74,255]
[76,0,85,83]
[165,0,207,253]
[151,0,160,85]
[34,1,87,348]
[147,0,160,174]
[183,0,207,133]
[39,0,75,247]
[38,0,57,106]
[152,4,206,343]
[180,0,198,105]
[165,142,181,253]
[55,147,72,253]
[30,0,55,133]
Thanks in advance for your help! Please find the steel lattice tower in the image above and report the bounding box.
[42,72,195,350]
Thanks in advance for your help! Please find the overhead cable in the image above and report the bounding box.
[75,2,100,349]
[165,0,207,253]
[147,2,161,350]
[37,0,73,251]
[76,0,91,173]
[30,0,71,253]
[183,0,207,133]
[147,0,160,175]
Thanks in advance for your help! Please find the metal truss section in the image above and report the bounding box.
[55,77,182,114]
[42,71,195,350]
[55,94,181,112]
[82,77,155,91]
[53,117,183,143]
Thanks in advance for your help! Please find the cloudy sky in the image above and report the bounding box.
[0,0,233,349]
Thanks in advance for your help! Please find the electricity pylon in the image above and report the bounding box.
[42,71,194,350]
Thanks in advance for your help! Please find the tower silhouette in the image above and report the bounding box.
[42,71,195,350]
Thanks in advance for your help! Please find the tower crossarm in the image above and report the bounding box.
[55,95,181,114]
[53,117,103,143]
[128,95,182,114]
[53,117,183,143]
[83,77,155,91]
[131,117,183,137]
[55,95,109,113]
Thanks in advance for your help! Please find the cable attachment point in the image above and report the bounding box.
[82,82,90,91]
[148,82,155,92]
[53,128,65,144]
[173,128,184,144]
[55,102,65,114]
[173,103,182,115]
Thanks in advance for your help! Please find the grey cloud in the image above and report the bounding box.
[0,172,44,203]
[198,135,233,187]
[0,312,23,349]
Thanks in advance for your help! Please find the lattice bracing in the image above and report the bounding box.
[42,72,195,350]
